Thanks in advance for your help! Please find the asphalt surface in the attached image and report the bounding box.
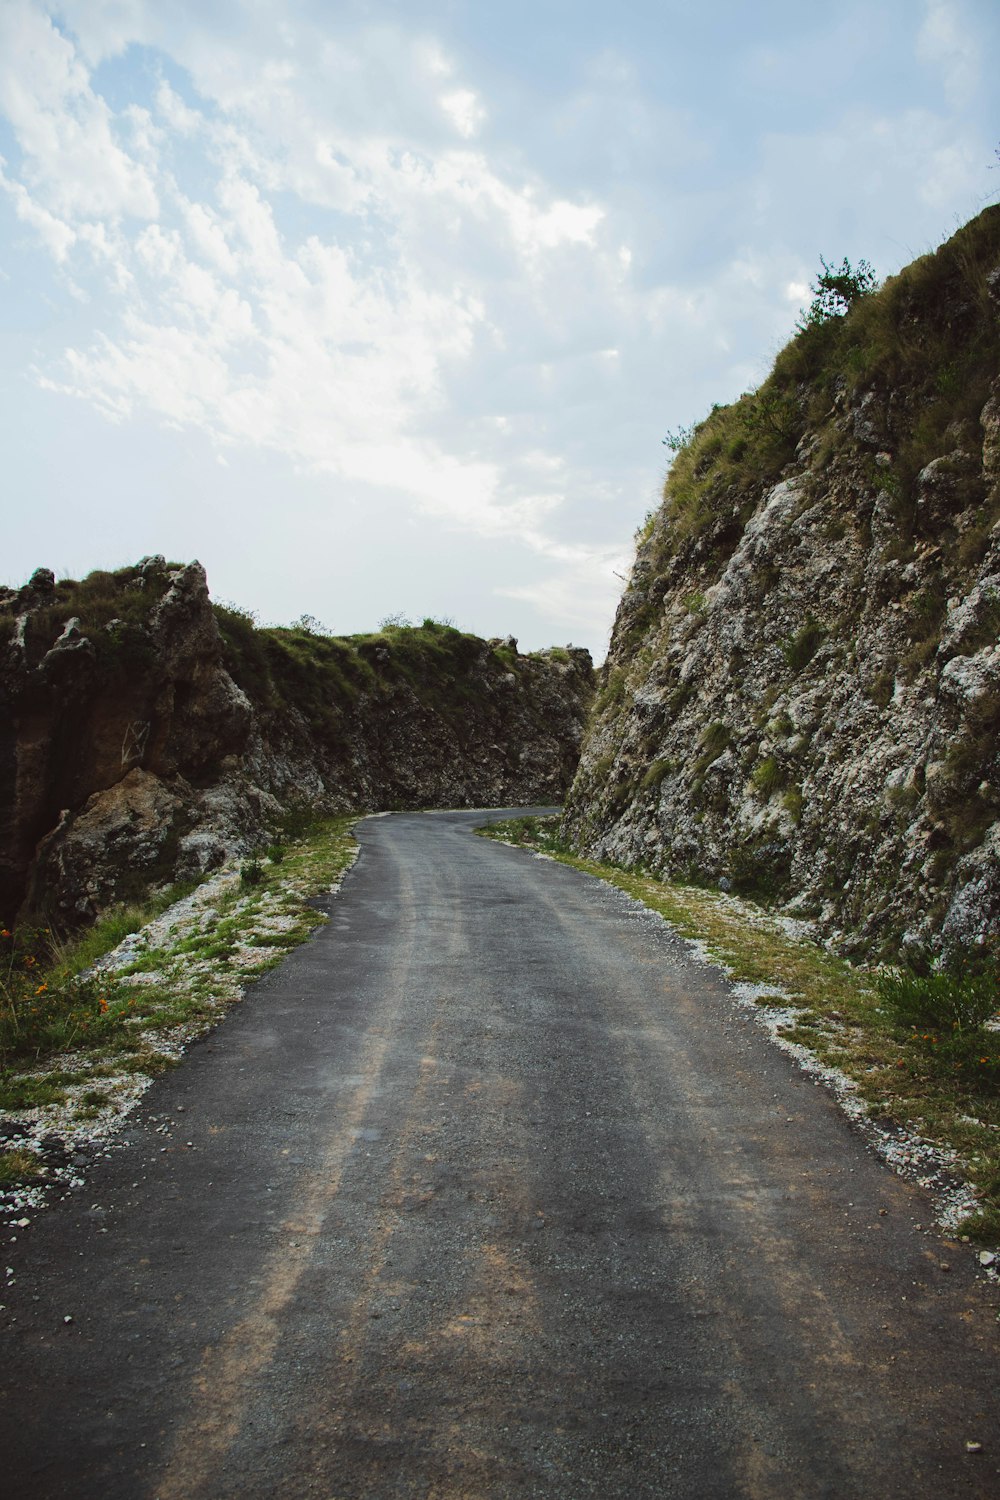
[2,808,999,1499]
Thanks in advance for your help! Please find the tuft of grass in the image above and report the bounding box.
[782,786,804,823]
[641,758,674,791]
[692,720,731,778]
[0,1147,43,1183]
[781,615,826,673]
[751,756,786,798]
[0,924,131,1067]
[956,1206,1000,1244]
[0,1076,70,1110]
[481,814,569,857]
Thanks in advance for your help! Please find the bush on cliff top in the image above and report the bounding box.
[655,206,1000,560]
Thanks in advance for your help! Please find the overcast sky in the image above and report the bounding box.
[1,1,997,658]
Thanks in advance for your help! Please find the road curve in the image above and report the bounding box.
[2,809,998,1499]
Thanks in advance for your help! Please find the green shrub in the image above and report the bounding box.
[699,721,730,758]
[867,672,895,708]
[905,580,947,647]
[782,786,804,823]
[725,834,792,901]
[876,963,998,1033]
[487,814,569,855]
[240,859,264,888]
[596,668,627,714]
[797,256,879,329]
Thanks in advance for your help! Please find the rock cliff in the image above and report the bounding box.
[563,207,1000,959]
[0,560,592,927]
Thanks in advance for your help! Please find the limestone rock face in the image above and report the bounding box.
[0,561,592,928]
[563,207,1000,958]
[27,769,192,920]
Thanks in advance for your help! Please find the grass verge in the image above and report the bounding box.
[0,814,359,1139]
[479,815,1000,1245]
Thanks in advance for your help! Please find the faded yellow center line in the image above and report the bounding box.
[274,1023,543,1494]
[153,1031,398,1500]
[153,861,420,1500]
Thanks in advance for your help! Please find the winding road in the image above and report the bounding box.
[2,809,999,1498]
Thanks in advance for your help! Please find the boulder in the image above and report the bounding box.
[26,770,192,923]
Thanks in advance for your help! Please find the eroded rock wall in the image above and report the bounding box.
[0,560,592,927]
[563,208,1000,958]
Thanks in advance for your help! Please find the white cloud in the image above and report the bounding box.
[182,201,239,275]
[0,161,75,259]
[496,539,629,641]
[0,4,630,580]
[43,0,151,66]
[441,88,485,139]
[919,137,986,212]
[154,79,202,137]
[918,0,981,107]
[0,1,159,221]
[414,38,452,79]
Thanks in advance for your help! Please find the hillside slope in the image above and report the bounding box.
[0,560,592,927]
[563,207,1000,958]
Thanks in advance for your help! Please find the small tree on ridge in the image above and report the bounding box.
[799,256,878,329]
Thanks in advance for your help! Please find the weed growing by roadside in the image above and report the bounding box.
[491,814,570,856]
[876,963,998,1034]
[0,925,131,1066]
[874,961,1000,1110]
[0,1147,44,1183]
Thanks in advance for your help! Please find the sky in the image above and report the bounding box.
[0,1,997,659]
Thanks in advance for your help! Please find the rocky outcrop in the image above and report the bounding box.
[1,560,592,927]
[563,207,1000,960]
[1,558,251,925]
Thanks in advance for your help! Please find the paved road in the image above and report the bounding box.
[2,809,999,1499]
